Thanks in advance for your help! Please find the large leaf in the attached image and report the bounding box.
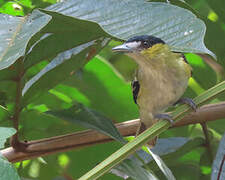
[0,80,17,102]
[46,0,214,57]
[211,133,225,180]
[151,137,189,155]
[21,9,112,105]
[22,38,108,105]
[46,103,125,144]
[24,11,110,69]
[111,159,158,180]
[0,155,20,180]
[114,138,204,179]
[0,127,16,149]
[0,9,51,70]
[129,137,204,168]
[20,110,74,140]
[147,148,176,180]
[185,0,225,65]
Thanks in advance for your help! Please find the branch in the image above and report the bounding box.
[1,102,225,163]
[197,53,225,81]
[200,122,213,162]
[217,154,225,180]
[10,58,27,151]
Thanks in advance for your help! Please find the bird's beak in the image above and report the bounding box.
[112,43,133,53]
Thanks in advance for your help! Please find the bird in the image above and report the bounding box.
[112,35,196,146]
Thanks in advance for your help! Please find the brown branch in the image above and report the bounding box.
[200,123,213,162]
[217,154,225,180]
[1,102,225,163]
[10,58,27,151]
[63,173,74,180]
[197,53,225,80]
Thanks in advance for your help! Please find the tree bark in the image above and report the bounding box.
[1,102,225,163]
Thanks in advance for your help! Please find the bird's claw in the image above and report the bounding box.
[175,97,197,111]
[154,113,173,125]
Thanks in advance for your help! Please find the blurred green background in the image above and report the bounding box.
[0,0,224,180]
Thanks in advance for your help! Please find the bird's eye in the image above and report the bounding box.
[142,41,149,48]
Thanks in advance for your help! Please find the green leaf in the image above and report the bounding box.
[0,105,10,123]
[186,53,217,90]
[206,0,225,23]
[0,106,9,123]
[147,148,176,180]
[164,163,200,180]
[186,0,225,65]
[46,0,214,57]
[0,127,16,148]
[0,2,24,16]
[0,9,51,70]
[0,61,21,81]
[60,56,138,121]
[112,138,191,180]
[27,91,71,111]
[124,138,204,179]
[112,159,159,180]
[204,20,225,65]
[0,156,20,180]
[46,103,125,144]
[24,10,109,69]
[153,137,189,154]
[0,105,8,113]
[134,138,204,171]
[15,0,33,9]
[23,39,108,105]
[0,80,17,102]
[20,110,71,139]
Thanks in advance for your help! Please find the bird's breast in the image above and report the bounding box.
[136,57,190,114]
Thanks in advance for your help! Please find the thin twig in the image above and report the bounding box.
[11,58,26,150]
[197,53,225,81]
[217,154,225,180]
[200,123,213,162]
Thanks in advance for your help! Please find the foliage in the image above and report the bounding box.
[0,0,224,180]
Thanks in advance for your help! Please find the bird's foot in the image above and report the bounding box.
[175,97,197,111]
[154,113,173,125]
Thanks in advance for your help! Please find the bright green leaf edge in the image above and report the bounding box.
[0,105,8,113]
[0,127,16,149]
[78,80,225,180]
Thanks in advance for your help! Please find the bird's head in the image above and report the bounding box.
[112,35,165,53]
[112,35,166,66]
